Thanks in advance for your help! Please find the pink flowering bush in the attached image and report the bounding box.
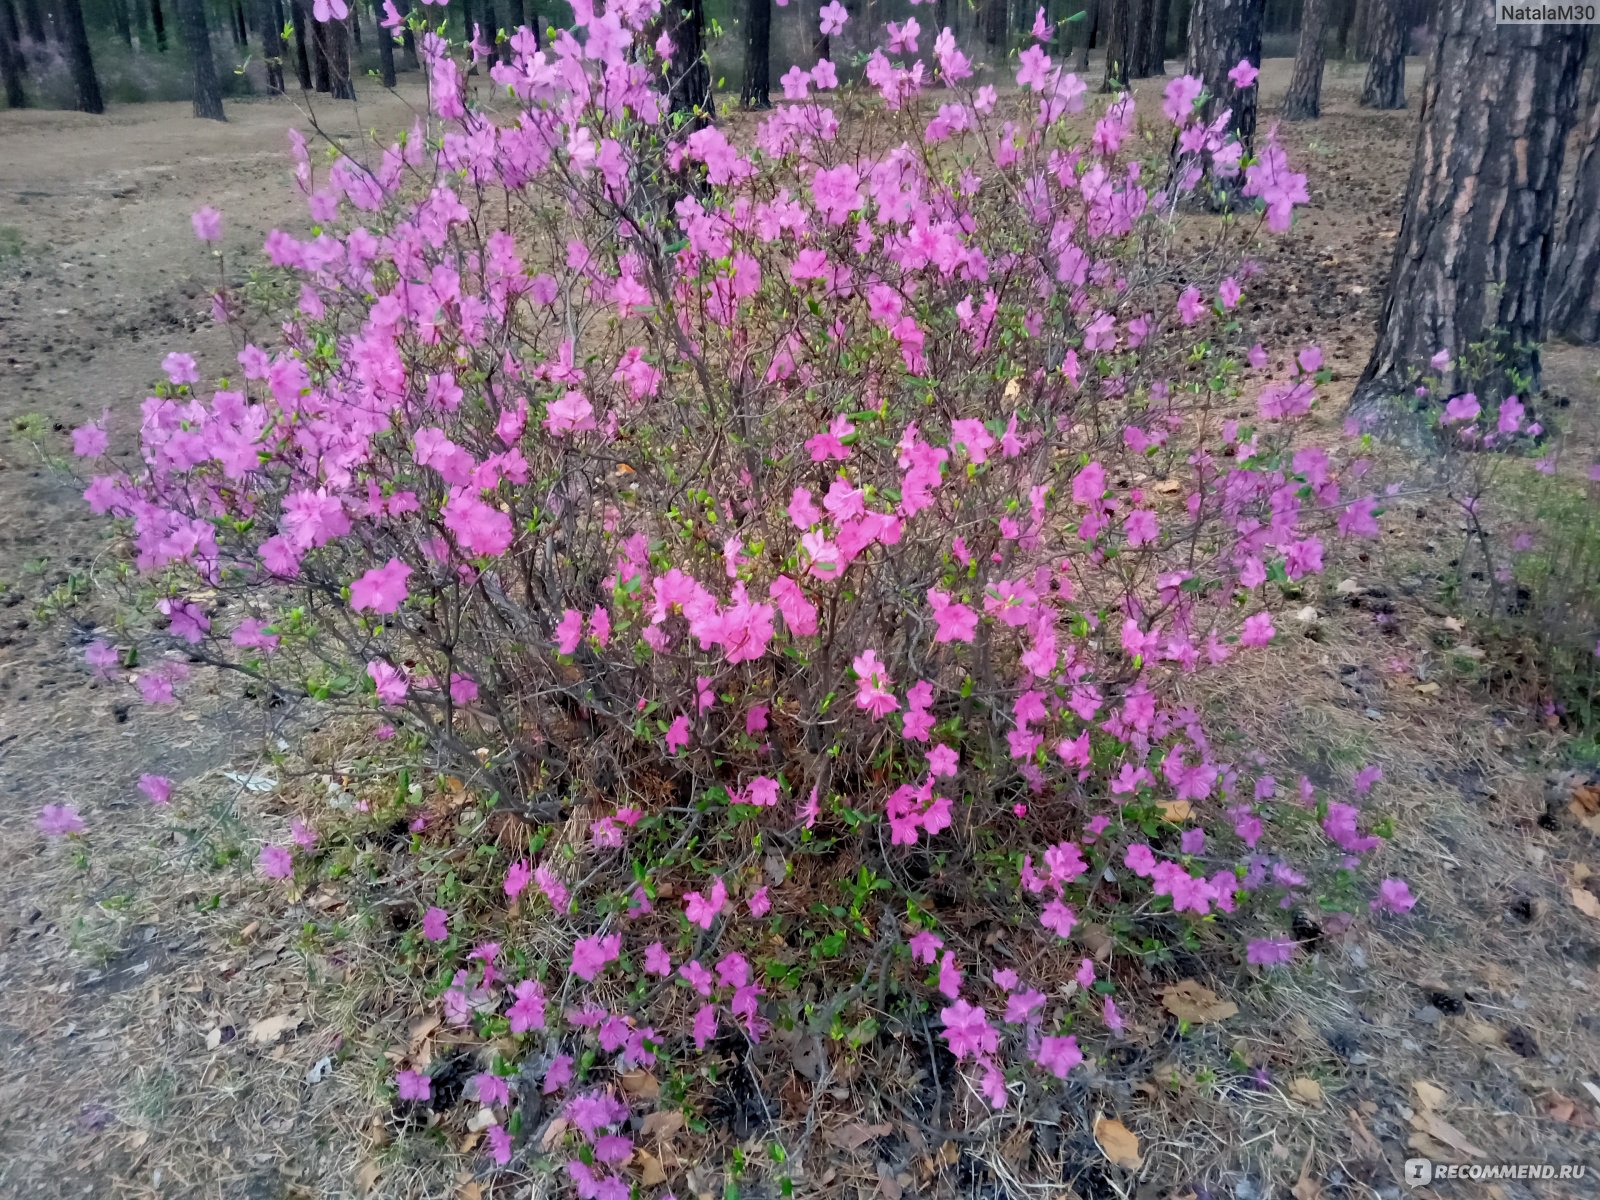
[72,5,1410,1188]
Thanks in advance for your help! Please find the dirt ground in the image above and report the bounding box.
[1,58,1599,1200]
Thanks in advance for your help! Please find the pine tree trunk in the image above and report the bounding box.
[503,0,523,35]
[328,12,353,97]
[228,0,244,44]
[1332,0,1354,56]
[1128,0,1153,76]
[18,0,44,41]
[482,0,499,60]
[1350,0,1370,57]
[1147,0,1169,73]
[111,0,132,46]
[1548,97,1600,343]
[59,0,102,111]
[1076,0,1096,70]
[0,0,27,107]
[1186,0,1264,152]
[665,0,712,123]
[257,0,284,91]
[1102,0,1127,88]
[289,0,311,86]
[1359,0,1403,108]
[740,0,770,108]
[149,0,166,49]
[312,12,330,90]
[1353,5,1588,429]
[371,0,393,84]
[1281,0,1327,120]
[349,0,361,45]
[983,0,1005,48]
[396,0,416,64]
[175,0,225,118]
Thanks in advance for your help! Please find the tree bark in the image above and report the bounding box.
[0,0,27,107]
[1354,5,1588,428]
[1147,0,1169,73]
[1359,0,1404,108]
[349,0,361,45]
[59,0,102,111]
[1128,0,1154,76]
[311,10,330,90]
[1102,0,1127,88]
[1076,0,1096,71]
[1281,0,1327,120]
[328,12,354,97]
[289,0,311,86]
[983,0,1005,49]
[483,0,500,61]
[664,0,712,124]
[503,0,523,35]
[149,0,165,48]
[111,0,132,46]
[1186,0,1264,152]
[18,0,44,41]
[175,0,225,118]
[257,0,285,91]
[396,0,416,64]
[229,0,244,43]
[1350,0,1370,58]
[1548,97,1600,343]
[740,0,770,108]
[371,0,393,84]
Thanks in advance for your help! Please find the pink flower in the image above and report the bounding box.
[748,885,771,917]
[939,999,997,1060]
[1035,1034,1082,1078]
[291,819,317,848]
[486,1124,512,1165]
[504,859,532,899]
[1177,285,1206,325]
[928,589,977,643]
[395,1069,431,1102]
[818,0,847,34]
[1162,74,1203,124]
[570,933,622,981]
[85,639,118,676]
[555,608,584,654]
[644,942,672,976]
[1371,878,1417,915]
[162,351,200,385]
[909,930,944,964]
[71,420,108,457]
[506,979,547,1032]
[684,876,728,929]
[474,1072,511,1108]
[138,774,172,805]
[366,660,409,705]
[350,557,411,614]
[1124,843,1156,877]
[1443,393,1481,424]
[191,207,223,242]
[1227,58,1259,89]
[1247,936,1296,966]
[665,714,692,755]
[1239,612,1275,647]
[258,844,293,879]
[38,804,86,837]
[422,906,449,942]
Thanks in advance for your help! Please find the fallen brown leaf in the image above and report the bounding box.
[247,1012,299,1045]
[619,1068,660,1100]
[824,1122,892,1152]
[641,1110,685,1139]
[1411,1112,1487,1158]
[1570,887,1600,921]
[354,1161,381,1196]
[1413,1081,1448,1112]
[1159,980,1239,1024]
[634,1149,668,1187]
[1288,1077,1324,1105]
[1094,1116,1142,1169]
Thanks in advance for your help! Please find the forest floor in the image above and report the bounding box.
[2,57,1600,1200]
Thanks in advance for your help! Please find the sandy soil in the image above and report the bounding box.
[1,59,1598,1200]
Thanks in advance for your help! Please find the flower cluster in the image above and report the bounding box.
[67,5,1404,1187]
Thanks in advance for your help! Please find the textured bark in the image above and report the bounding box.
[348,0,361,45]
[483,0,500,60]
[175,0,225,118]
[289,0,311,87]
[371,0,394,84]
[665,0,712,123]
[148,0,166,48]
[983,0,1005,47]
[1548,98,1600,343]
[1281,0,1327,120]
[739,0,770,108]
[1355,5,1588,425]
[1075,0,1096,71]
[312,12,330,90]
[0,0,27,108]
[1102,0,1128,88]
[1147,0,1169,73]
[18,0,43,41]
[1185,0,1264,152]
[1350,0,1370,57]
[1359,0,1404,109]
[111,0,132,46]
[1128,0,1154,76]
[257,0,285,91]
[59,0,102,111]
[229,0,244,43]
[396,0,417,65]
[328,13,354,98]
